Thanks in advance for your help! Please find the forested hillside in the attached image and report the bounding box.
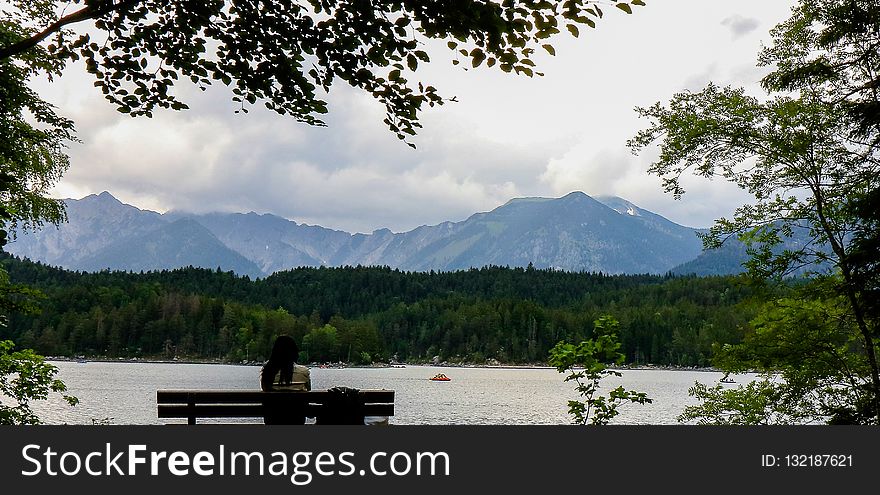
[1,254,765,367]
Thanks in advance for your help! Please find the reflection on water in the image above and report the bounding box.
[31,361,750,425]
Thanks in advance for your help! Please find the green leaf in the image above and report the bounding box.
[566,24,579,38]
[542,44,556,56]
[616,3,633,14]
[471,49,486,68]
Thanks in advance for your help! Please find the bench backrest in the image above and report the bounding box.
[157,389,394,424]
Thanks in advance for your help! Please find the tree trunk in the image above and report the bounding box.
[814,190,880,424]
[840,263,880,424]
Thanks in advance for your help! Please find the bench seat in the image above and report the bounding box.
[157,389,394,425]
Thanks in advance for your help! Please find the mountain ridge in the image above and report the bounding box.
[5,191,728,277]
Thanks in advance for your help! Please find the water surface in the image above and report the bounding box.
[31,361,748,425]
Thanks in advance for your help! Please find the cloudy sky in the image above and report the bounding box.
[39,0,795,234]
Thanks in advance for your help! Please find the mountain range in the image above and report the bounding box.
[5,191,751,277]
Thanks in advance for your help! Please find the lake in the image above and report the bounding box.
[31,361,749,425]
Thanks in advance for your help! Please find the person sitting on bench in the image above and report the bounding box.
[260,335,311,424]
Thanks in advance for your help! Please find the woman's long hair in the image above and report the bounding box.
[262,335,299,388]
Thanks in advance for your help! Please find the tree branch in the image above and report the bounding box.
[0,0,142,61]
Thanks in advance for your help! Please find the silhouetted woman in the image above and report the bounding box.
[260,335,311,424]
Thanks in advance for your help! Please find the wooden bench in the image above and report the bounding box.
[157,389,394,425]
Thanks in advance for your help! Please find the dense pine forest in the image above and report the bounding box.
[0,254,767,367]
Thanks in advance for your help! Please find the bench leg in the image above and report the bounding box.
[188,401,196,425]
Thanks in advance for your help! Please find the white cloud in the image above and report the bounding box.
[722,15,762,39]
[39,0,796,233]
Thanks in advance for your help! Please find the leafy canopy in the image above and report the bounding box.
[628,84,873,278]
[680,288,874,424]
[679,379,803,426]
[630,0,880,424]
[0,340,78,425]
[760,0,880,141]
[1,0,645,146]
[548,315,651,425]
[1,18,71,238]
[0,52,73,422]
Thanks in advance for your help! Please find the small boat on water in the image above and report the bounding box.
[430,373,450,381]
[720,373,735,384]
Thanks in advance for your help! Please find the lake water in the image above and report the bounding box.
[31,361,750,425]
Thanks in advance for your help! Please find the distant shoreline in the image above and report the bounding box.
[47,356,723,373]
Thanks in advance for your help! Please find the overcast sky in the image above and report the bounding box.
[39,0,796,234]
